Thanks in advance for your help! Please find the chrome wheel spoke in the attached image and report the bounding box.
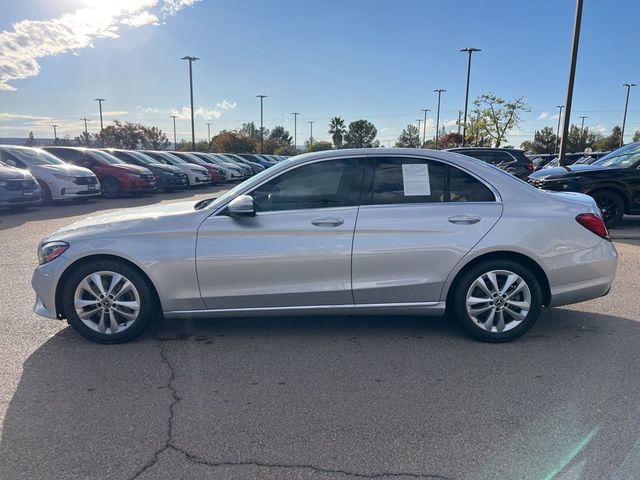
[90,273,107,296]
[475,277,493,297]
[486,272,500,294]
[495,310,505,332]
[78,279,100,299]
[78,306,100,319]
[467,296,490,306]
[75,298,99,309]
[113,306,138,321]
[506,299,530,309]
[482,309,496,331]
[108,310,119,334]
[504,307,525,322]
[114,280,134,300]
[500,274,519,295]
[97,310,107,334]
[470,304,494,315]
[107,274,123,295]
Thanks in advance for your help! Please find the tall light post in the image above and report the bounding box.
[181,56,199,151]
[421,108,430,146]
[580,115,588,134]
[433,89,446,149]
[256,94,267,152]
[558,0,583,166]
[291,112,299,151]
[170,115,178,151]
[80,117,90,145]
[555,105,564,154]
[416,118,423,136]
[621,83,636,147]
[206,122,212,145]
[93,98,105,132]
[52,124,58,145]
[308,121,315,146]
[460,47,481,146]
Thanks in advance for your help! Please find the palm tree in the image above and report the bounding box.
[329,116,347,149]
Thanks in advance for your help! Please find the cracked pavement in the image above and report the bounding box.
[1,193,640,480]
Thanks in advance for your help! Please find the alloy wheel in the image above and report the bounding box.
[465,270,531,333]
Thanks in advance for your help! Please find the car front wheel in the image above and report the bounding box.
[61,260,156,344]
[452,260,543,342]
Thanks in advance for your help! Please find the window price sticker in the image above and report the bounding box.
[402,163,431,196]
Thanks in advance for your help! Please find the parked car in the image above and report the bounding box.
[169,152,226,183]
[0,146,100,204]
[447,147,534,179]
[43,147,156,198]
[236,153,276,168]
[528,142,640,227]
[189,152,245,181]
[106,149,188,192]
[32,148,617,344]
[141,150,211,186]
[532,154,557,171]
[0,161,42,209]
[210,153,253,177]
[223,154,265,174]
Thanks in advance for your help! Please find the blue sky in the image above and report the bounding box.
[1,0,639,146]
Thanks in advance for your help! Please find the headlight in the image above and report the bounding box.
[126,172,142,179]
[191,169,205,174]
[53,173,76,182]
[38,241,69,265]
[0,180,7,187]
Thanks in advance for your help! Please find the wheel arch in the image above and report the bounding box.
[444,250,551,308]
[55,254,162,320]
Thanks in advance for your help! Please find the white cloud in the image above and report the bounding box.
[0,0,199,91]
[101,110,128,117]
[170,105,222,121]
[216,99,237,110]
[538,112,549,120]
[593,124,607,134]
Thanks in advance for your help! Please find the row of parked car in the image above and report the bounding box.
[0,145,287,209]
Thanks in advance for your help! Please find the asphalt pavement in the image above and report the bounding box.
[0,190,639,480]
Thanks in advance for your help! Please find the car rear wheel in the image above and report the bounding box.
[62,260,156,344]
[101,177,122,199]
[592,190,624,228]
[451,260,542,342]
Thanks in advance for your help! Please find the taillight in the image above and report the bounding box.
[576,213,611,241]
[526,160,534,171]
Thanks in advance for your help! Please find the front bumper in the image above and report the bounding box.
[0,189,42,206]
[32,257,67,320]
[52,183,101,200]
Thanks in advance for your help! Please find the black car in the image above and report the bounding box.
[447,147,534,179]
[528,142,640,227]
[106,149,188,191]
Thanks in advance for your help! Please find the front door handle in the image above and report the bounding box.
[448,215,481,225]
[311,217,344,227]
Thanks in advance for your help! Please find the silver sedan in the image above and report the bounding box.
[32,149,618,344]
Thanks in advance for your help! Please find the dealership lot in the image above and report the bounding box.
[1,194,640,480]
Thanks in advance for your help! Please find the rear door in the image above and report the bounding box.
[352,156,503,304]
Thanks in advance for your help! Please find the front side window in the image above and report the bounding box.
[251,159,363,212]
[594,142,640,169]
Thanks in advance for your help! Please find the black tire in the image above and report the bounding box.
[37,180,53,205]
[101,177,122,199]
[61,259,156,344]
[451,260,543,343]
[592,190,624,228]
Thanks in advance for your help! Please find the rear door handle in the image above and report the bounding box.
[311,217,344,227]
[448,215,481,225]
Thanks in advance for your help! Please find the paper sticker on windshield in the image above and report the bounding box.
[402,164,431,196]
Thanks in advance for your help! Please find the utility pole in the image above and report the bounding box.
[80,117,90,145]
[256,94,267,152]
[416,119,423,139]
[460,47,481,146]
[621,83,636,147]
[308,121,315,146]
[181,56,199,150]
[580,115,588,135]
[52,124,58,145]
[93,98,105,132]
[170,115,178,151]
[421,109,430,146]
[558,0,583,166]
[555,105,564,154]
[206,122,212,145]
[291,112,299,151]
[457,110,462,135]
[433,89,446,149]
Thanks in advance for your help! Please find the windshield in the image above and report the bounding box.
[156,152,187,164]
[593,142,640,168]
[125,151,160,165]
[9,148,65,166]
[89,150,125,165]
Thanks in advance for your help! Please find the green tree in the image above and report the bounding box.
[274,144,298,156]
[268,125,292,146]
[98,120,141,149]
[140,126,170,150]
[395,124,421,148]
[566,125,601,152]
[521,126,558,153]
[258,138,280,154]
[632,130,640,142]
[594,126,622,151]
[473,93,529,147]
[439,132,464,149]
[328,116,347,148]
[305,140,333,152]
[344,119,377,148]
[211,130,256,153]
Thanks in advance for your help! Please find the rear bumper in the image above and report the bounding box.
[545,240,618,308]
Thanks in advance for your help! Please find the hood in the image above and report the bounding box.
[0,164,34,180]
[153,163,183,174]
[109,163,152,175]
[43,200,204,242]
[528,163,605,179]
[37,164,95,176]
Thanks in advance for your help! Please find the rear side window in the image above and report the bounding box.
[368,157,495,204]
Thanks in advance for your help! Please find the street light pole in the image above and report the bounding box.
[580,115,588,134]
[93,98,105,132]
[558,0,584,166]
[421,109,430,146]
[181,56,199,151]
[555,105,564,154]
[416,119,422,136]
[80,117,90,145]
[170,115,178,151]
[433,89,446,149]
[308,121,315,146]
[256,94,267,152]
[621,83,636,147]
[460,47,481,146]
[206,122,212,145]
[52,124,58,145]
[291,112,299,151]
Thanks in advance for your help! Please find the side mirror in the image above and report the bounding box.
[227,194,255,217]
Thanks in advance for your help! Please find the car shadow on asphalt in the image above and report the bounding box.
[2,309,640,479]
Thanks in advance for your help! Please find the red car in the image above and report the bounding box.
[43,147,157,198]
[171,152,226,184]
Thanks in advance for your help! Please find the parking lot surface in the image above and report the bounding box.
[1,192,639,480]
